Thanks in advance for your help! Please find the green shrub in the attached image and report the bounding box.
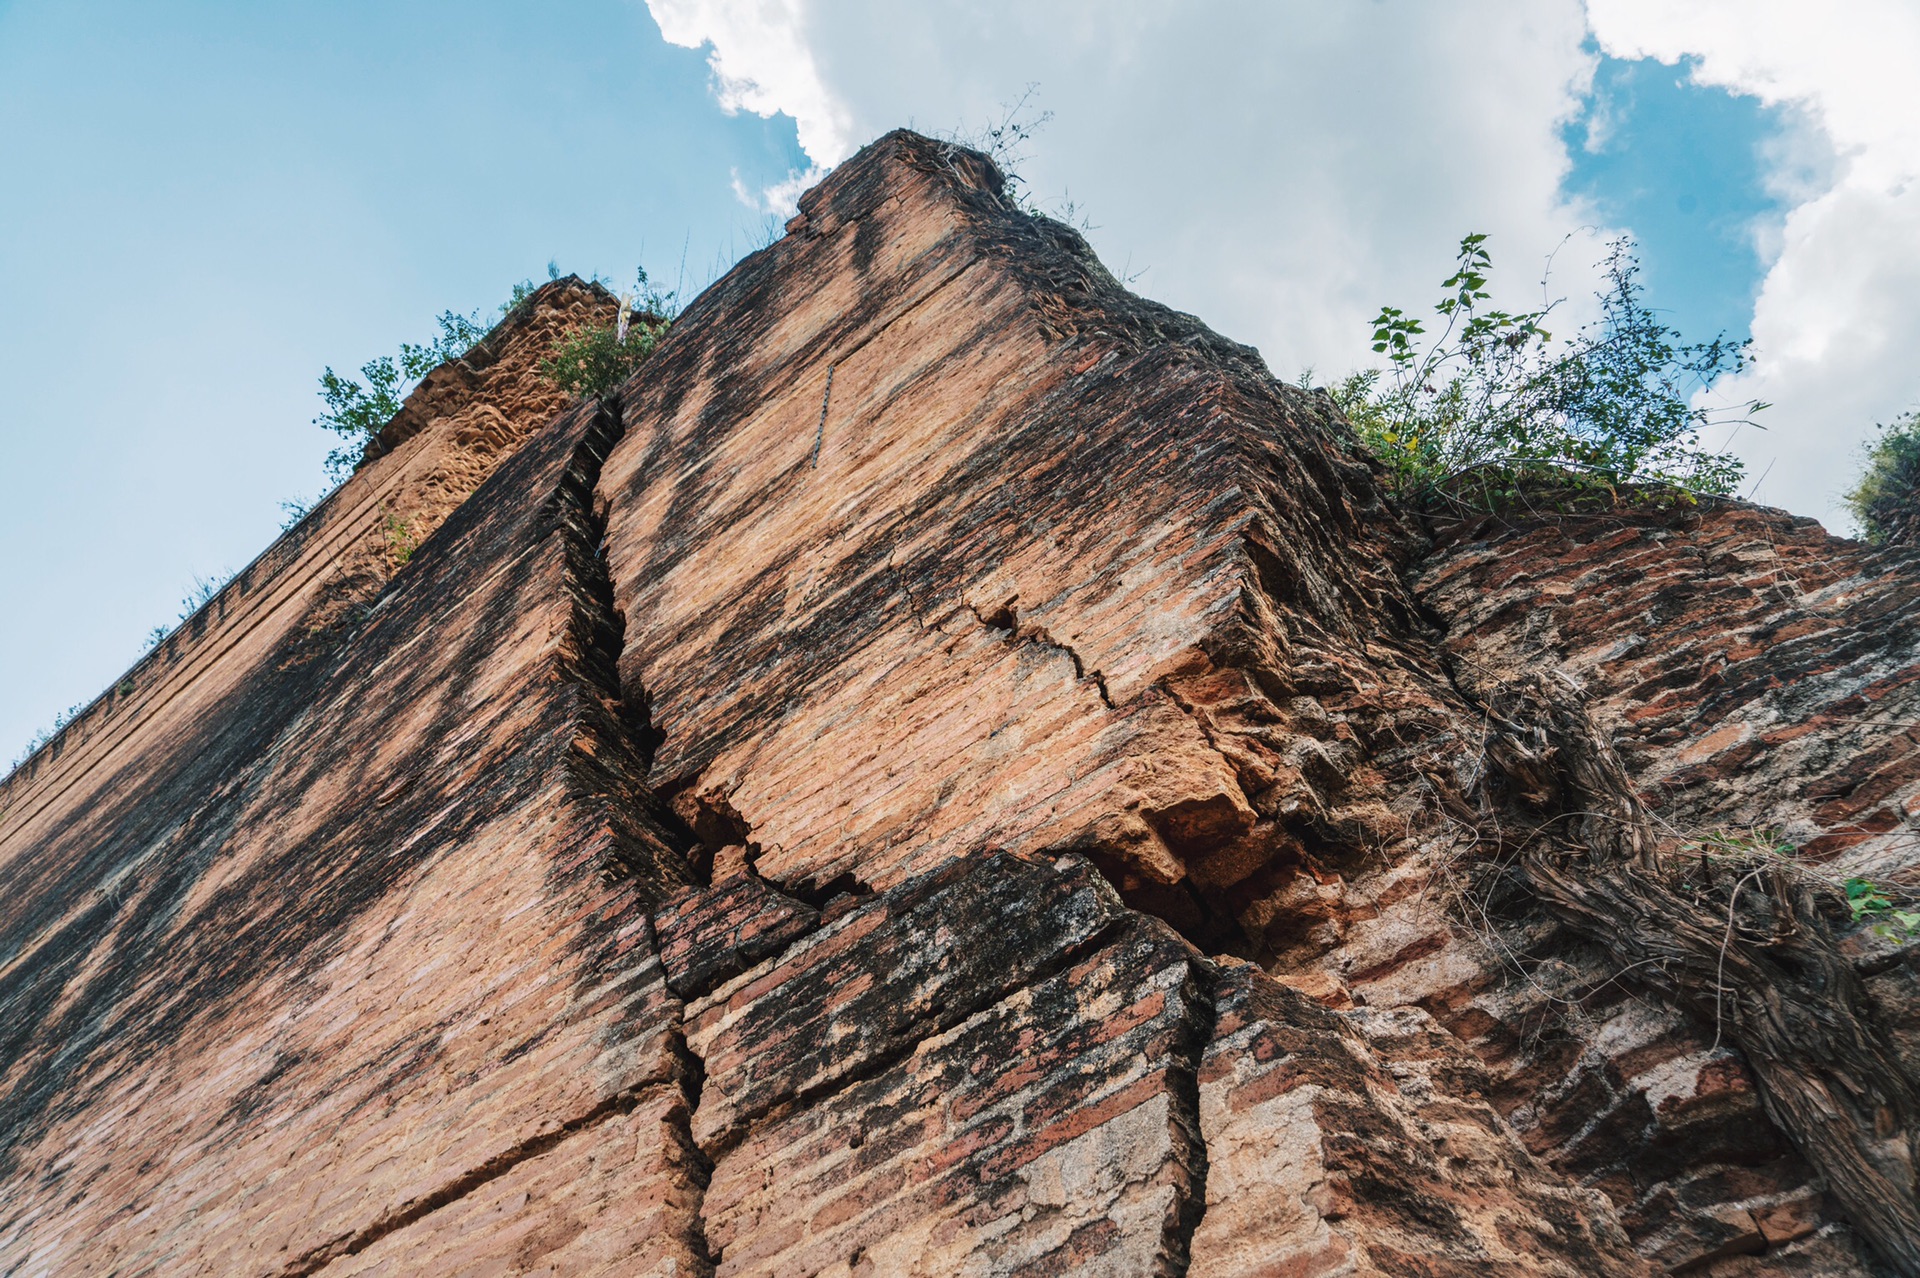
[309,266,672,491]
[278,494,318,531]
[383,511,418,566]
[1843,408,1920,545]
[315,309,489,478]
[539,268,675,402]
[1331,235,1764,511]
[498,262,578,320]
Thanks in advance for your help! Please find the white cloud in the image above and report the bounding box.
[728,163,824,217]
[1588,0,1920,527]
[651,1,1920,529]
[648,0,857,205]
[647,0,1610,398]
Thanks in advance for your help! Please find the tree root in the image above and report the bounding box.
[1467,670,1920,1276]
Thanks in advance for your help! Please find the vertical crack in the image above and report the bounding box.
[557,397,699,889]
[810,364,834,468]
[887,551,936,630]
[670,1033,719,1277]
[559,394,716,1273]
[1163,955,1216,1277]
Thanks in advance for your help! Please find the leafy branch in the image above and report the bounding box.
[1846,876,1920,940]
[1333,234,1767,512]
[314,310,490,478]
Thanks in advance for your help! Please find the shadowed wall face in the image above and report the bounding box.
[0,389,707,1274]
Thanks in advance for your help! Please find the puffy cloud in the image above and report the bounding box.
[645,0,1610,385]
[647,1,1918,529]
[1589,0,1920,527]
[649,0,855,171]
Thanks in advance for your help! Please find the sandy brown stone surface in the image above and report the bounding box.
[4,130,1919,1276]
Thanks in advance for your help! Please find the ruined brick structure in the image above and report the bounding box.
[3,131,1917,1276]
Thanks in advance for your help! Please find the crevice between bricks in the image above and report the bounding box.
[555,399,698,887]
[655,777,762,890]
[691,909,1134,1165]
[568,394,718,1275]
[671,1036,720,1277]
[964,600,1115,709]
[885,552,933,631]
[283,397,722,1278]
[809,364,833,468]
[277,1091,636,1276]
[653,864,826,1004]
[1162,953,1217,1278]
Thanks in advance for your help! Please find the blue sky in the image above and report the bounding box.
[1562,52,1787,353]
[0,2,1880,766]
[0,0,806,763]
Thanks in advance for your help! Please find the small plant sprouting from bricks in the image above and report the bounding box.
[1845,877,1920,940]
[1675,830,1920,942]
[935,83,1094,233]
[8,702,87,773]
[383,511,418,567]
[140,572,233,652]
[1843,405,1920,547]
[540,268,675,403]
[1329,234,1766,514]
[278,493,321,532]
[498,261,562,321]
[1689,826,1798,865]
[942,84,1050,211]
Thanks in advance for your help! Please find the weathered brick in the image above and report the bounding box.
[698,915,1205,1277]
[684,850,1126,1151]
[4,125,1914,1278]
[1190,963,1645,1276]
[653,872,819,999]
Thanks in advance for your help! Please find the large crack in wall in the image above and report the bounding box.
[281,398,720,1277]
